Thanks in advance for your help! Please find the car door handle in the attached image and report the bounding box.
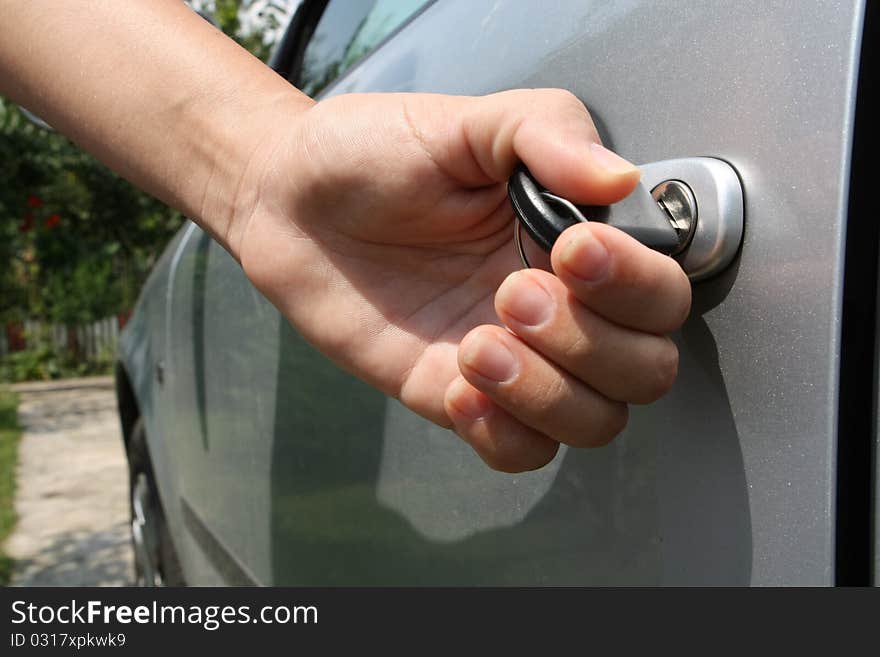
[509,157,744,281]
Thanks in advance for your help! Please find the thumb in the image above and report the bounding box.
[454,88,641,205]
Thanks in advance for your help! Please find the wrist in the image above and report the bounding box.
[184,85,315,260]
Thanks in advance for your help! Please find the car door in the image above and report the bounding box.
[168,0,873,585]
[164,224,283,585]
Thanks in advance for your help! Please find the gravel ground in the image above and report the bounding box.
[4,376,133,586]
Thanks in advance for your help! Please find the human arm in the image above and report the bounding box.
[0,0,690,471]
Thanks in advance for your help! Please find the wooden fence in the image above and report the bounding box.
[0,316,121,359]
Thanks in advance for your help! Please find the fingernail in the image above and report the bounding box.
[590,143,638,175]
[447,378,493,421]
[563,229,610,282]
[499,274,553,327]
[461,332,519,383]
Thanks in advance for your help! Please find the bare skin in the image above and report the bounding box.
[0,1,690,472]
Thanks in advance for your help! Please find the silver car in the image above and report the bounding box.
[115,0,877,585]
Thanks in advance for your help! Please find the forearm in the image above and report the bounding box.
[0,0,313,255]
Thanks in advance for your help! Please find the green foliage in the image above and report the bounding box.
[1,344,61,383]
[0,325,115,383]
[1,2,282,329]
[204,0,281,63]
[0,386,21,584]
[0,98,185,325]
[0,346,113,384]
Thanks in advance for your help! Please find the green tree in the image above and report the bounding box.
[198,0,287,63]
[0,98,183,325]
[0,1,284,327]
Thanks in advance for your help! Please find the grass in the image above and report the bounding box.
[0,386,21,585]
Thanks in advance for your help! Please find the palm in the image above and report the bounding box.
[238,90,650,439]
[243,142,523,425]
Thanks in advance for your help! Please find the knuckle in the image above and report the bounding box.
[617,255,692,333]
[568,401,628,448]
[529,88,589,120]
[655,295,691,334]
[482,445,556,474]
[529,374,570,422]
[482,451,519,473]
[628,339,679,404]
[643,339,680,402]
[544,87,580,105]
[471,426,559,473]
[657,264,692,332]
[672,275,693,327]
[641,258,691,333]
[564,329,599,364]
[592,402,629,446]
[500,88,544,113]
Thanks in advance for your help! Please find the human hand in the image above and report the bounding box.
[232,89,692,472]
[0,2,688,472]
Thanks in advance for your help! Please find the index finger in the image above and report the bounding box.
[550,222,692,334]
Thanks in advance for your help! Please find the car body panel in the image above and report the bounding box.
[116,227,191,576]
[118,0,868,585]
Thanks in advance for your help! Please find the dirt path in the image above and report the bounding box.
[5,376,133,586]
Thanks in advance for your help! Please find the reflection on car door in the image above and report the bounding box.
[279,0,866,585]
[167,0,869,585]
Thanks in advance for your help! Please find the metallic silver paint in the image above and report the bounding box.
[323,0,866,585]
[118,0,868,585]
